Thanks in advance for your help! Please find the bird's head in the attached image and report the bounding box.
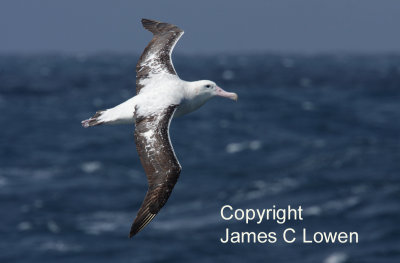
[177,80,238,117]
[192,80,238,102]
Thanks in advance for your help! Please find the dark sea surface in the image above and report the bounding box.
[0,53,399,263]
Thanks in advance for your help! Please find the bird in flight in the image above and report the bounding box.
[82,19,238,237]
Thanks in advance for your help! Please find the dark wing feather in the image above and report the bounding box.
[130,105,181,237]
[136,19,184,94]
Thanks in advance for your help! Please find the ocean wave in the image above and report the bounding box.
[0,167,59,179]
[0,176,7,187]
[152,213,221,232]
[226,140,262,154]
[38,240,82,253]
[323,252,348,263]
[81,161,103,173]
[77,211,130,235]
[231,177,299,202]
[304,196,361,217]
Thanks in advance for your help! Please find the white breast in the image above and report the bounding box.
[135,73,185,117]
[174,94,210,117]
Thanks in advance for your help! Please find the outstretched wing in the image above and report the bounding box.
[136,19,184,94]
[130,105,181,237]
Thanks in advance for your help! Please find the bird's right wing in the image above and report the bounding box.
[130,105,181,237]
[136,19,184,94]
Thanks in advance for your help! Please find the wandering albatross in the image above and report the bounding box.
[82,18,238,237]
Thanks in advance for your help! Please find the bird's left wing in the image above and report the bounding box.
[130,105,181,237]
[136,19,184,94]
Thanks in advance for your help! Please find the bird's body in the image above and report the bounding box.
[82,19,237,237]
[91,76,215,126]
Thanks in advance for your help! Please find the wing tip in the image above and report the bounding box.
[129,227,138,238]
[129,213,156,238]
[129,222,141,237]
[129,222,139,238]
[140,18,183,34]
[141,18,157,33]
[141,18,156,26]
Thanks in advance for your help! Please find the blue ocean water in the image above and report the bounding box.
[0,53,399,263]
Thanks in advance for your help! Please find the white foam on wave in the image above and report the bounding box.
[81,161,102,173]
[47,220,60,233]
[303,206,322,216]
[325,196,360,211]
[39,240,82,252]
[0,176,7,187]
[231,177,299,202]
[305,195,361,217]
[226,142,245,154]
[323,252,348,263]
[17,221,33,231]
[226,140,262,154]
[77,211,130,235]
[0,167,58,179]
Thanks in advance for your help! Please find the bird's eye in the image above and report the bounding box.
[205,85,211,88]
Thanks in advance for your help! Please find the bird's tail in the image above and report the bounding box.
[81,110,105,128]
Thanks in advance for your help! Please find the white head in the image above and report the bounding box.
[189,80,238,102]
[175,80,238,117]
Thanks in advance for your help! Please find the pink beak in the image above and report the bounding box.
[216,86,238,101]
